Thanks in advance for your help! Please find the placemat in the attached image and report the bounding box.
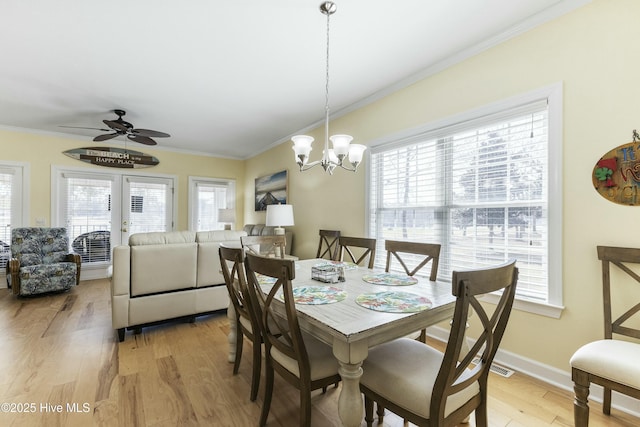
[278,286,347,305]
[355,291,432,313]
[362,273,418,286]
[256,274,277,286]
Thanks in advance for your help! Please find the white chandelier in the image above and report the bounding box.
[292,1,366,175]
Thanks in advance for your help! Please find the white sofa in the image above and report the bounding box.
[111,229,247,341]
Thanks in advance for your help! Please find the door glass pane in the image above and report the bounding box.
[0,172,13,268]
[65,177,112,263]
[128,180,170,234]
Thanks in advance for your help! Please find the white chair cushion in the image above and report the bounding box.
[570,339,640,389]
[361,338,480,419]
[270,334,339,381]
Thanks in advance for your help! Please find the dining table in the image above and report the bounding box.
[227,257,456,427]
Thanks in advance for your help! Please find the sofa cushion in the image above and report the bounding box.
[130,242,198,296]
[196,230,246,287]
[129,230,196,246]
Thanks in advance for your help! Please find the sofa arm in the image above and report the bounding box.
[65,253,82,286]
[111,245,131,331]
[112,246,131,297]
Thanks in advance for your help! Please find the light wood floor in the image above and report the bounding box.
[0,278,638,427]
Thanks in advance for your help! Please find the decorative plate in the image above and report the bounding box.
[278,286,347,305]
[362,273,418,286]
[355,291,432,313]
[313,260,359,270]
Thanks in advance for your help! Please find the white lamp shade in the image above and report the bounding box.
[348,144,367,164]
[292,135,314,158]
[265,204,294,227]
[330,134,353,156]
[218,208,235,223]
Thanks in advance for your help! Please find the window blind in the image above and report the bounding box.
[369,101,550,303]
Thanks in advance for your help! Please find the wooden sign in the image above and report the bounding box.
[593,140,640,205]
[63,147,159,169]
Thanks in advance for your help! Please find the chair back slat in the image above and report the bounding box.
[597,245,640,340]
[241,235,286,259]
[338,236,376,269]
[384,240,441,281]
[316,229,341,260]
[431,260,518,421]
[219,244,257,331]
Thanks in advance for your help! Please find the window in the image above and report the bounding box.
[0,162,28,270]
[188,177,236,231]
[368,84,562,315]
[60,173,113,263]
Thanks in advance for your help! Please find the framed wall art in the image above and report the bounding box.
[255,170,288,211]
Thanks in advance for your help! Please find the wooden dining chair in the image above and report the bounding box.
[385,240,442,342]
[385,240,441,281]
[244,252,341,427]
[360,260,518,427]
[570,246,640,426]
[241,234,286,258]
[338,236,376,268]
[316,229,341,260]
[219,244,262,401]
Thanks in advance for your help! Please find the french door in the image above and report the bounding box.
[54,168,175,269]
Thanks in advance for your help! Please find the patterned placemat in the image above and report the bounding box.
[256,274,277,286]
[362,273,418,286]
[313,260,359,270]
[278,286,347,305]
[355,291,432,313]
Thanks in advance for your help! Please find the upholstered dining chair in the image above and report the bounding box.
[338,236,376,268]
[241,235,286,258]
[385,240,442,342]
[316,229,341,260]
[570,246,640,426]
[359,260,518,427]
[244,252,341,427]
[219,244,262,401]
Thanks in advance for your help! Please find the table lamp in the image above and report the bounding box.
[218,208,235,230]
[265,204,294,235]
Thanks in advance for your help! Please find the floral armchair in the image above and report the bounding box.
[6,227,81,296]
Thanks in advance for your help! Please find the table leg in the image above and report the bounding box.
[227,303,237,363]
[333,340,367,427]
[337,361,363,427]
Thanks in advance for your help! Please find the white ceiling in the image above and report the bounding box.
[0,0,589,159]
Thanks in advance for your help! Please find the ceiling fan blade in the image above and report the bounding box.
[59,125,112,132]
[93,133,119,142]
[128,134,157,145]
[103,119,129,133]
[132,128,170,138]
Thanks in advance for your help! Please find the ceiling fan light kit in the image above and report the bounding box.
[291,1,366,175]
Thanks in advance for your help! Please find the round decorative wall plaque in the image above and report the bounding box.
[593,132,640,205]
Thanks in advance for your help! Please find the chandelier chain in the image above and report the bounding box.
[324,9,331,148]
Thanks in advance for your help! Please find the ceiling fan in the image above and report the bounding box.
[61,109,170,145]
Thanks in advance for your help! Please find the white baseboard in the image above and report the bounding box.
[426,325,640,418]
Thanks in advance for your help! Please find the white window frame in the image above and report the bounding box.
[188,176,236,231]
[366,83,563,318]
[0,161,29,280]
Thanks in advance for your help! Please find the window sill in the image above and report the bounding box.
[480,293,564,319]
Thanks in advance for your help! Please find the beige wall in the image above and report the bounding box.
[243,0,640,373]
[0,128,246,230]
